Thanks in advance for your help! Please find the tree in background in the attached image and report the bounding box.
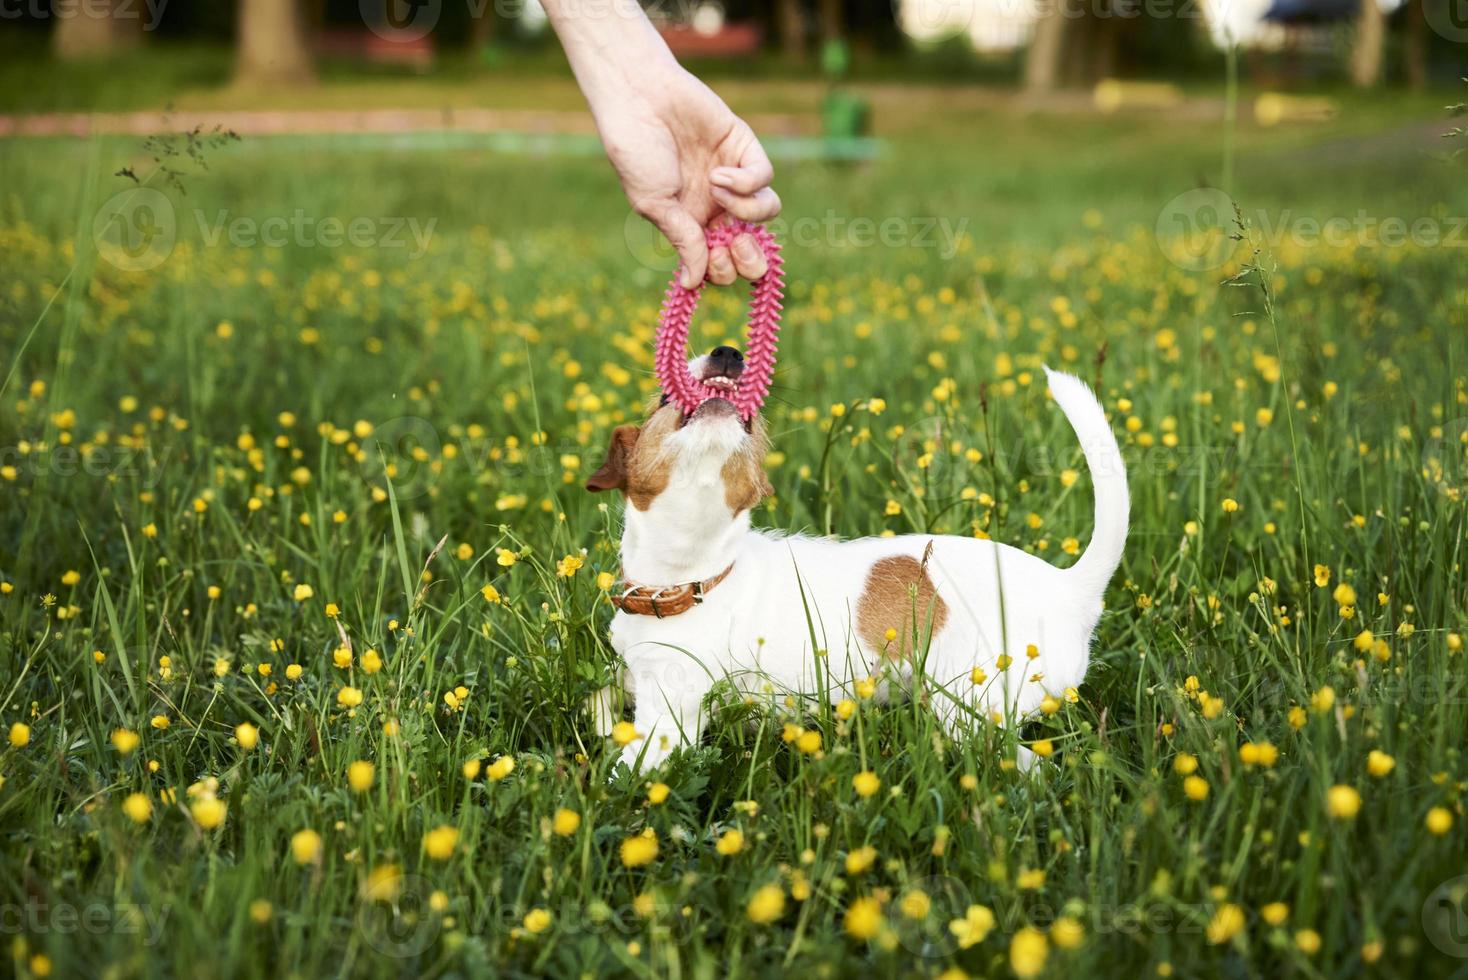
[1350,0,1386,87]
[53,0,142,60]
[235,0,316,87]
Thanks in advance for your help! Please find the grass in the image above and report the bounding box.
[1,53,1467,979]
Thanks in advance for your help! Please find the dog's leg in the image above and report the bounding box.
[618,655,711,772]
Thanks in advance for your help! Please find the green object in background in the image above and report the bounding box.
[819,38,870,146]
[821,38,850,79]
[822,90,869,141]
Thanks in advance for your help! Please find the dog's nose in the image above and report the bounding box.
[708,346,744,372]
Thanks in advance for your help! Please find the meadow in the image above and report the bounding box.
[1,66,1467,978]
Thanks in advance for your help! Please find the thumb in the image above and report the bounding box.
[657,205,709,289]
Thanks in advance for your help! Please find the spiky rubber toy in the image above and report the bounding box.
[654,221,784,422]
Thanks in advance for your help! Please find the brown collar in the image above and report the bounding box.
[611,564,734,618]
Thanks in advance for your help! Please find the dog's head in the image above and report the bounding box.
[586,346,772,520]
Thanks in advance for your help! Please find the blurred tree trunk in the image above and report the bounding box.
[53,1,142,60]
[1403,0,1427,90]
[818,0,843,42]
[1025,7,1069,93]
[1349,0,1384,88]
[776,0,807,62]
[236,0,316,87]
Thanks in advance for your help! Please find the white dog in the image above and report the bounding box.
[588,345,1128,772]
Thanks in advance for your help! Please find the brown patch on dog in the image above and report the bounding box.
[722,416,773,513]
[585,404,682,511]
[856,550,948,659]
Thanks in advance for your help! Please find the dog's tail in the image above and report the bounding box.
[1044,367,1128,596]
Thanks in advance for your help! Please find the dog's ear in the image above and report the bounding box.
[586,425,640,493]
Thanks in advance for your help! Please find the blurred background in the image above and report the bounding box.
[0,0,1464,278]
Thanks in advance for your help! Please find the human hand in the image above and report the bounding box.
[589,64,780,288]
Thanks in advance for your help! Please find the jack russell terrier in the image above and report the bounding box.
[588,345,1128,772]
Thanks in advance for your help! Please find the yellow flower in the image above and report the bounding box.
[949,904,995,948]
[487,756,515,781]
[611,721,641,746]
[1310,686,1335,713]
[746,884,786,924]
[552,809,581,836]
[423,824,459,861]
[843,896,883,940]
[191,796,227,830]
[9,722,30,748]
[333,647,352,669]
[29,954,52,977]
[1016,868,1046,890]
[1051,915,1085,949]
[1183,775,1209,801]
[481,584,501,603]
[293,583,314,601]
[122,792,153,824]
[1313,564,1331,588]
[1325,784,1362,819]
[462,759,481,780]
[347,760,375,792]
[1221,498,1240,513]
[324,602,340,618]
[795,729,822,754]
[647,782,670,805]
[1426,806,1454,835]
[290,828,323,865]
[555,554,584,577]
[234,723,259,751]
[496,548,518,567]
[1009,927,1049,978]
[1206,903,1245,944]
[285,664,303,680]
[1366,750,1395,777]
[845,845,877,875]
[716,829,745,856]
[337,686,363,708]
[1173,752,1198,775]
[1030,739,1054,758]
[596,571,616,591]
[150,715,170,730]
[523,908,552,934]
[900,889,931,920]
[620,829,659,868]
[111,728,141,755]
[852,771,881,797]
[1260,902,1289,925]
[1295,929,1322,955]
[361,649,383,674]
[1333,583,1356,607]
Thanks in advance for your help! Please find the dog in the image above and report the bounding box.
[587,345,1128,772]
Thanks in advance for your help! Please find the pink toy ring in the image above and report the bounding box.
[654,221,784,422]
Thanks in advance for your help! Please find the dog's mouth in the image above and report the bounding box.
[663,360,751,432]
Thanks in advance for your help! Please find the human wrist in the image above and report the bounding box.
[544,0,677,101]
